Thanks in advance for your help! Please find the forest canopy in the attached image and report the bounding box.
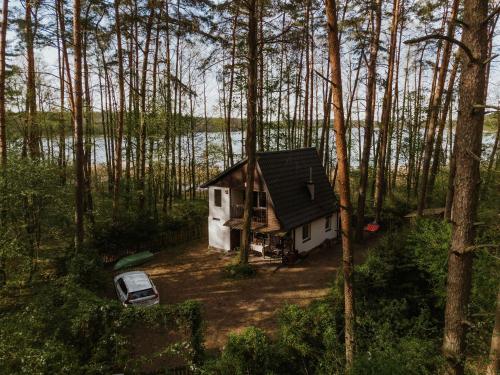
[0,0,499,374]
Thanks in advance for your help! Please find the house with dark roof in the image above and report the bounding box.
[200,148,339,256]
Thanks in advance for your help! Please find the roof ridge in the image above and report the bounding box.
[257,147,317,156]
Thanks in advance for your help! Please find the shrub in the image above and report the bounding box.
[223,262,256,279]
[0,280,205,374]
[351,336,443,375]
[206,327,277,375]
[66,248,107,291]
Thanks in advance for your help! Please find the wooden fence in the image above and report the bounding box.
[102,222,207,264]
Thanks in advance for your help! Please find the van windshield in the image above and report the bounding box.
[129,288,155,300]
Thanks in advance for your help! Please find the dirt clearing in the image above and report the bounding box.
[140,236,375,351]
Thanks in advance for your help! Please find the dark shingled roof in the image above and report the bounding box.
[257,148,337,230]
[201,148,338,231]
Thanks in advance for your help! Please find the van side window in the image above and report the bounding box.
[118,278,128,294]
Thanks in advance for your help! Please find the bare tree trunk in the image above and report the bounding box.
[112,0,125,220]
[138,7,155,212]
[162,0,172,213]
[57,20,67,184]
[355,0,381,240]
[417,0,459,215]
[259,1,266,151]
[392,46,411,188]
[225,5,239,166]
[276,11,285,151]
[374,0,400,224]
[73,0,84,251]
[442,1,489,373]
[240,0,258,265]
[326,0,355,368]
[303,0,310,148]
[429,58,458,194]
[26,0,39,158]
[0,0,8,167]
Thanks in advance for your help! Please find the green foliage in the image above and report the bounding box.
[406,219,450,306]
[0,278,205,374]
[205,327,277,375]
[0,157,73,286]
[350,336,443,375]
[278,302,344,374]
[66,248,107,291]
[223,262,256,279]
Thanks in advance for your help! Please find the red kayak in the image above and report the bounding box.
[364,223,380,232]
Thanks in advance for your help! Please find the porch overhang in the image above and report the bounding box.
[223,218,266,231]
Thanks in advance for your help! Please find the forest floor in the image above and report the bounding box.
[127,232,380,355]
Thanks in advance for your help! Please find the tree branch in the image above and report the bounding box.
[483,5,500,25]
[404,34,475,62]
[314,69,337,87]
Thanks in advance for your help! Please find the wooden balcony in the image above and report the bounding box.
[230,204,267,224]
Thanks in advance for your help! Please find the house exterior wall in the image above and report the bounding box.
[208,186,231,251]
[294,213,338,253]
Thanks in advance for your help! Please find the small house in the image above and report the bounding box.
[200,148,339,256]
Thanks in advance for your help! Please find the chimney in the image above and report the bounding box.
[306,167,315,201]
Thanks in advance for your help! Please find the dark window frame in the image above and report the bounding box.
[214,189,222,207]
[325,216,332,232]
[302,223,311,242]
[252,191,266,208]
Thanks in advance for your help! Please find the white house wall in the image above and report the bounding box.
[294,213,338,253]
[208,186,231,251]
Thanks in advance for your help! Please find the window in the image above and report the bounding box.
[214,189,222,207]
[325,216,332,232]
[302,223,311,242]
[252,191,266,207]
[117,278,128,294]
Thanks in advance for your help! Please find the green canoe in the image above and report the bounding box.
[113,251,154,271]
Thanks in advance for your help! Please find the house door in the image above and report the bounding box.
[230,229,241,250]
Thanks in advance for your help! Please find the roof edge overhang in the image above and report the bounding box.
[199,159,248,188]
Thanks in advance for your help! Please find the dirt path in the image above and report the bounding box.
[141,236,375,351]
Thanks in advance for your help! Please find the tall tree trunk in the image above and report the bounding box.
[162,0,172,213]
[25,0,39,158]
[0,0,8,167]
[303,0,310,148]
[429,58,458,194]
[374,0,400,224]
[73,0,84,251]
[225,5,239,166]
[392,46,411,188]
[276,11,285,151]
[240,0,258,265]
[355,0,381,241]
[416,0,459,215]
[138,7,155,212]
[442,1,488,373]
[112,0,125,220]
[326,0,355,368]
[257,0,264,152]
[56,7,66,184]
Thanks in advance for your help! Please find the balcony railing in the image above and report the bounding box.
[230,204,267,224]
